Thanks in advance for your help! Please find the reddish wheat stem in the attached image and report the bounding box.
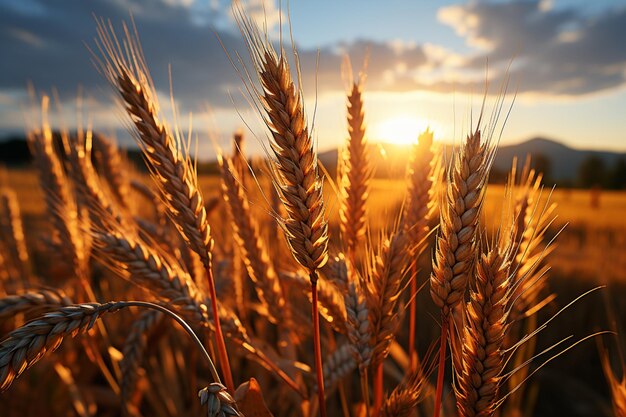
[409,263,418,371]
[433,315,448,417]
[311,270,327,417]
[374,361,384,416]
[206,264,235,393]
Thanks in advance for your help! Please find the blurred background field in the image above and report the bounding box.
[6,166,625,284]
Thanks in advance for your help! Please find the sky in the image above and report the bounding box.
[1,0,625,157]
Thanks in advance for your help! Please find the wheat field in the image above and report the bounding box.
[1,5,626,417]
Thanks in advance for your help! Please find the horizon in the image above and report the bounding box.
[1,0,626,157]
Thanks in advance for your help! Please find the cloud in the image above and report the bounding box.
[0,0,421,119]
[1,0,626,139]
[437,0,626,96]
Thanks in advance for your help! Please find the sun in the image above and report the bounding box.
[372,116,438,146]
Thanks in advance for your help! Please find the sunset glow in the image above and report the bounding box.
[372,116,440,146]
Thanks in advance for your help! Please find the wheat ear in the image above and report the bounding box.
[0,302,123,391]
[365,230,412,413]
[0,301,235,414]
[27,101,86,280]
[381,369,427,417]
[120,310,163,415]
[339,82,371,260]
[0,289,72,319]
[402,129,438,371]
[92,132,131,209]
[455,248,513,417]
[0,188,31,287]
[93,19,232,391]
[219,155,289,326]
[431,129,494,417]
[344,270,373,413]
[321,343,357,393]
[431,129,492,313]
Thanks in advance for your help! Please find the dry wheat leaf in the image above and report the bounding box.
[234,378,274,417]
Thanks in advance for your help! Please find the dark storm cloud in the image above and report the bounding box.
[438,0,626,96]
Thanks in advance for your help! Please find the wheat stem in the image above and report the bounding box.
[205,264,235,392]
[433,315,448,417]
[374,361,384,416]
[311,270,327,417]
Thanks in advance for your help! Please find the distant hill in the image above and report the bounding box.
[493,137,626,182]
[0,135,220,174]
[2,135,624,185]
[0,137,32,166]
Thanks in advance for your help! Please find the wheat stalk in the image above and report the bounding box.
[233,7,330,413]
[402,129,438,371]
[93,18,233,391]
[430,129,494,417]
[280,271,347,333]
